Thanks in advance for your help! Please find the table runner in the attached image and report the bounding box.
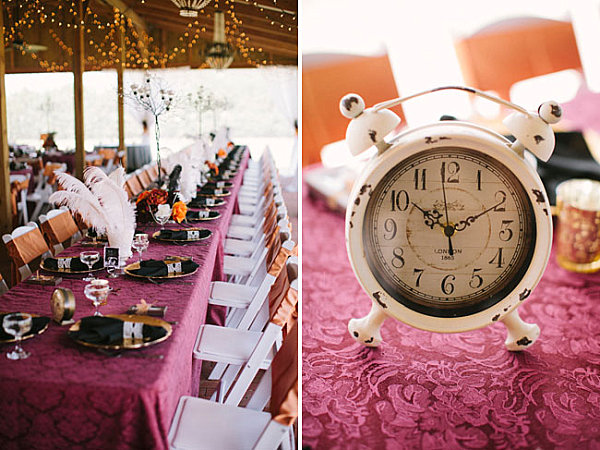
[302,177,600,449]
[0,148,248,450]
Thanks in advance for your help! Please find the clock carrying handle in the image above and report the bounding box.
[371,85,531,116]
[341,85,562,161]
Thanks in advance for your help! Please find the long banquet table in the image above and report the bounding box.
[0,148,249,450]
[302,175,600,450]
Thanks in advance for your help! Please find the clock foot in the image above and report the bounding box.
[348,302,387,347]
[501,308,540,351]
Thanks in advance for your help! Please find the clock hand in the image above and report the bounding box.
[411,202,444,230]
[453,198,506,232]
[440,162,454,256]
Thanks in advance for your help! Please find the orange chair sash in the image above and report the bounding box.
[270,321,298,425]
[41,211,80,249]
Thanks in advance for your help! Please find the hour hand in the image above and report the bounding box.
[411,202,444,230]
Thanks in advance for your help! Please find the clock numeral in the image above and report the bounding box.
[469,268,483,289]
[443,161,460,183]
[493,191,507,212]
[477,170,482,191]
[414,169,427,190]
[413,268,424,287]
[392,247,405,268]
[383,218,397,240]
[489,247,505,268]
[390,190,409,212]
[499,220,514,241]
[441,274,456,295]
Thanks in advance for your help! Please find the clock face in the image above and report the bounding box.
[363,147,536,317]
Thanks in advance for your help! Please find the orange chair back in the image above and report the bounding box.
[270,320,298,426]
[454,17,582,101]
[40,210,80,252]
[302,53,404,167]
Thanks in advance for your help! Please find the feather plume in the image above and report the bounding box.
[108,167,126,188]
[83,166,136,238]
[49,173,109,232]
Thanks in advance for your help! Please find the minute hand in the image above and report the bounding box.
[454,199,505,232]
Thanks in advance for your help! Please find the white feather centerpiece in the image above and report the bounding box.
[49,167,136,260]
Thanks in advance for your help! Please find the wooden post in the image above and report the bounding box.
[73,0,85,180]
[117,21,126,166]
[0,0,13,235]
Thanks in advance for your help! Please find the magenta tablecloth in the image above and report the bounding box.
[302,178,600,450]
[0,148,248,450]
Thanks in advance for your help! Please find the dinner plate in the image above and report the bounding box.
[123,256,199,279]
[196,189,231,198]
[0,312,50,343]
[41,258,104,274]
[187,211,221,221]
[188,198,226,208]
[152,228,212,242]
[68,314,172,350]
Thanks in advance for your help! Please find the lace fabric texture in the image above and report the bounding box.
[302,181,600,450]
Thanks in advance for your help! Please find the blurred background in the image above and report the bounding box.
[303,0,600,207]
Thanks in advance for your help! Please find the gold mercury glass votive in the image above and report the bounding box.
[556,179,600,273]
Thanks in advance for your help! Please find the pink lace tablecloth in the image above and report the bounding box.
[0,148,248,450]
[302,179,600,450]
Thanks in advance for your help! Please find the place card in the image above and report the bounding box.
[104,247,120,269]
[205,198,215,206]
[187,230,200,240]
[214,189,223,195]
[197,210,210,218]
[216,181,226,188]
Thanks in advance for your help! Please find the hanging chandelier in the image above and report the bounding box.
[170,0,212,18]
[205,11,234,69]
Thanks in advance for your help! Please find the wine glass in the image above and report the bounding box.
[80,250,100,282]
[84,283,109,316]
[152,205,171,230]
[3,313,32,360]
[132,234,149,262]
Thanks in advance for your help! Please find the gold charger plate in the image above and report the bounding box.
[0,312,50,343]
[41,258,104,274]
[123,256,199,279]
[188,198,226,208]
[152,228,212,242]
[187,211,221,221]
[68,314,172,350]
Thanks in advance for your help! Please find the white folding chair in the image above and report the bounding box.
[169,323,298,450]
[194,280,298,404]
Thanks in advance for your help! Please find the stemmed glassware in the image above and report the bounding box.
[132,234,149,262]
[84,282,110,316]
[3,313,32,360]
[80,250,100,282]
[152,204,171,230]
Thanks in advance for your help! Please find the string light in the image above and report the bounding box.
[1,0,295,72]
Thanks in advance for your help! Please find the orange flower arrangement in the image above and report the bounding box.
[217,148,227,158]
[206,161,219,175]
[172,201,187,223]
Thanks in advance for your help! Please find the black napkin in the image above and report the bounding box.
[130,259,199,277]
[44,256,104,271]
[189,197,221,208]
[187,210,216,220]
[157,229,211,240]
[69,316,167,345]
[0,313,50,341]
[197,187,229,196]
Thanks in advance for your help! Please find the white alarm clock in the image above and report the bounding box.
[341,86,561,351]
